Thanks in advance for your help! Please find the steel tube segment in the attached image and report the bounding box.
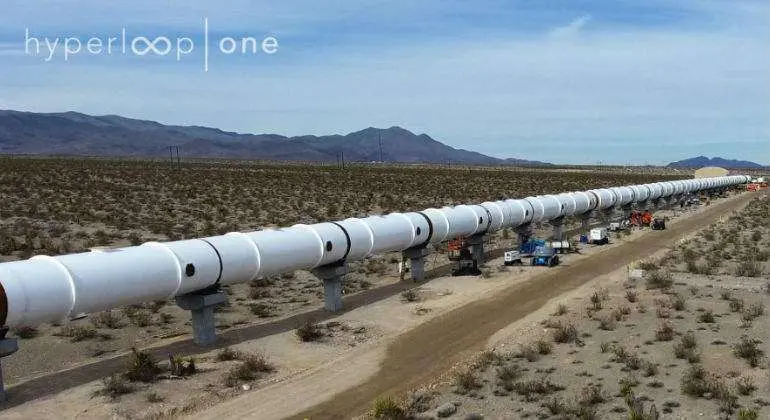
[570,192,593,215]
[0,175,750,328]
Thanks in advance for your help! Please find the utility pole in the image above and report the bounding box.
[341,151,345,170]
[169,146,174,165]
[176,146,180,166]
[378,132,383,163]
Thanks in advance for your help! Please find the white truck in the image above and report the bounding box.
[589,228,609,245]
[503,250,523,266]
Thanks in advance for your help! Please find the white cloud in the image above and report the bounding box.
[549,15,591,39]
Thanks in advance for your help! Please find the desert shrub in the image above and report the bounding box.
[735,376,756,395]
[249,303,276,318]
[600,342,611,353]
[11,326,38,339]
[216,347,242,361]
[681,364,716,397]
[656,322,675,342]
[57,325,98,342]
[670,294,686,311]
[626,290,638,303]
[721,290,733,300]
[168,354,196,377]
[296,319,324,342]
[535,340,553,355]
[738,408,759,420]
[624,353,643,371]
[698,310,716,323]
[372,396,405,419]
[729,298,745,313]
[127,309,153,327]
[642,360,658,377]
[552,322,579,343]
[400,289,419,303]
[646,270,673,289]
[90,310,124,329]
[598,316,616,331]
[496,363,522,390]
[473,350,503,370]
[674,332,701,363]
[735,261,763,277]
[453,370,482,394]
[94,374,133,399]
[512,377,565,401]
[517,344,540,362]
[590,292,603,310]
[618,305,632,316]
[145,391,164,403]
[554,303,568,315]
[637,260,660,271]
[626,393,659,420]
[224,353,274,386]
[743,303,765,321]
[619,377,638,398]
[733,336,765,367]
[124,348,161,383]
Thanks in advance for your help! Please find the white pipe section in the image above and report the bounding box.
[0,175,749,328]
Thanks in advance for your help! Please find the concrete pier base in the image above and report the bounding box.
[578,212,593,235]
[175,290,228,346]
[312,263,348,312]
[549,216,565,241]
[0,328,19,402]
[402,246,430,282]
[466,233,486,266]
[515,223,532,248]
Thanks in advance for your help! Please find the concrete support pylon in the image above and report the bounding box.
[0,328,18,402]
[175,290,228,346]
[466,233,486,266]
[402,246,430,282]
[549,216,565,241]
[311,262,348,312]
[578,211,592,235]
[515,223,532,248]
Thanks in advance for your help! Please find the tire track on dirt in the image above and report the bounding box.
[292,193,755,419]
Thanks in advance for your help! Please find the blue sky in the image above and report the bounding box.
[1,0,768,165]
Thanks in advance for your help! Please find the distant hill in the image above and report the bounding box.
[0,110,551,166]
[667,156,764,169]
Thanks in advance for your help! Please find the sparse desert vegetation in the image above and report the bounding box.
[375,193,769,419]
[0,157,761,419]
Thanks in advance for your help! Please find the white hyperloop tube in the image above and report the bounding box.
[587,188,617,210]
[523,197,546,222]
[503,199,534,227]
[629,185,651,202]
[538,195,564,220]
[569,192,594,215]
[610,186,635,206]
[480,202,506,231]
[556,193,578,217]
[421,208,451,243]
[0,174,750,328]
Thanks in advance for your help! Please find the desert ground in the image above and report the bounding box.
[0,158,761,420]
[359,191,769,420]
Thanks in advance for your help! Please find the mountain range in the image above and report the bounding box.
[0,110,550,166]
[667,156,764,169]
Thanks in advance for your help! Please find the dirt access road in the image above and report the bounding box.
[287,193,756,419]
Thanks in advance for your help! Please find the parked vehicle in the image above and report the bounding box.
[589,228,609,245]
